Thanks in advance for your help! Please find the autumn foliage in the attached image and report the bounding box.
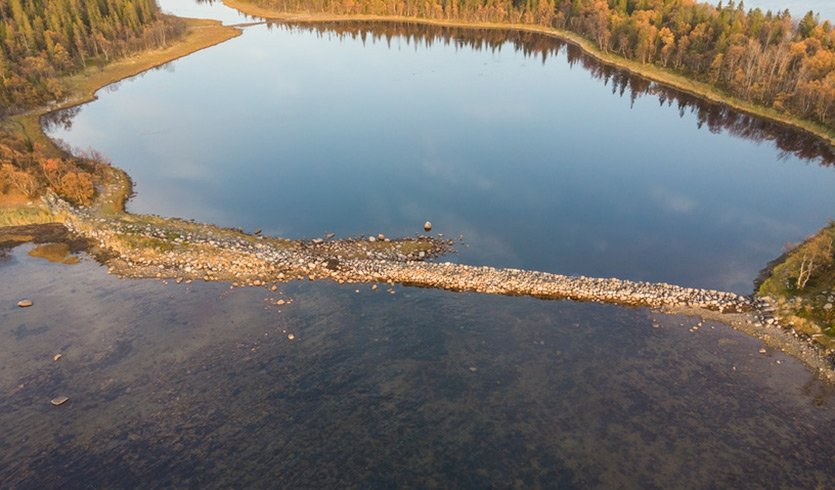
[0,129,98,205]
[0,0,185,114]
[248,0,835,129]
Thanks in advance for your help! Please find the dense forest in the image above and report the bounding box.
[247,0,835,129]
[0,0,184,114]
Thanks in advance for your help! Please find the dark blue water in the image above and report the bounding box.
[48,6,835,294]
[3,0,831,487]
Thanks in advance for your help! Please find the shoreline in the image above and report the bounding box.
[222,0,835,149]
[35,18,241,124]
[1,17,242,224]
[5,211,833,382]
[4,18,242,173]
[39,190,835,383]
[0,9,832,381]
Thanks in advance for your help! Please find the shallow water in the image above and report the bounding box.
[6,0,835,487]
[1,246,833,488]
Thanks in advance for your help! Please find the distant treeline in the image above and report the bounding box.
[271,20,835,164]
[247,0,835,130]
[0,0,184,114]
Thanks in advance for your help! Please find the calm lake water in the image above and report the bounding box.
[3,0,834,487]
[47,4,835,294]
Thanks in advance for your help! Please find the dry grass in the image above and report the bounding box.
[0,190,35,207]
[0,186,56,227]
[0,206,55,227]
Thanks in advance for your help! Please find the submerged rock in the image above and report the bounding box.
[50,396,69,406]
[424,221,432,232]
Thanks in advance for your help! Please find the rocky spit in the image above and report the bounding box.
[342,260,754,312]
[45,193,753,313]
[40,192,835,381]
[42,190,754,313]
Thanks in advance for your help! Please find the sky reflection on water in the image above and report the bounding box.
[47,16,835,293]
[7,1,834,486]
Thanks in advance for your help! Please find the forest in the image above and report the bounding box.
[247,0,835,130]
[0,0,184,114]
[0,0,185,205]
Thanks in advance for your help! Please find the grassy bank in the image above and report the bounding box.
[57,18,241,117]
[223,0,835,148]
[0,205,56,228]
[758,222,835,349]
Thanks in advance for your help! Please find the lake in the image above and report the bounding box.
[45,14,835,294]
[3,0,834,487]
